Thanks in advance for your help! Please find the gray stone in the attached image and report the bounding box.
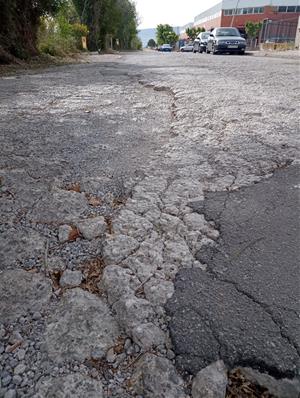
[32,312,42,320]
[33,374,103,398]
[58,225,73,243]
[45,288,119,363]
[131,323,165,350]
[1,376,11,387]
[113,295,154,334]
[59,270,83,288]
[239,367,300,398]
[192,361,228,398]
[103,235,140,264]
[101,265,140,305]
[46,256,66,272]
[77,216,106,240]
[166,349,176,360]
[17,349,26,361]
[113,209,153,240]
[131,353,185,398]
[106,347,117,363]
[12,375,22,385]
[91,348,106,361]
[4,390,16,398]
[8,331,23,344]
[143,278,174,306]
[14,363,26,375]
[0,270,51,323]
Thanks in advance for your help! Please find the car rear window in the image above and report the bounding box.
[216,28,240,36]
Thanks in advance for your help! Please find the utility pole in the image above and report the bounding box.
[231,0,241,27]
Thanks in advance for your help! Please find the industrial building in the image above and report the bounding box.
[193,0,300,32]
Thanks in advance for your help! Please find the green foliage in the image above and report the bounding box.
[0,0,139,61]
[37,2,88,57]
[131,36,143,50]
[72,0,139,51]
[186,27,205,40]
[156,24,179,45]
[245,21,262,38]
[147,39,156,48]
[0,0,67,61]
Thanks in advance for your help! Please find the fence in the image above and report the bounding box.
[259,19,298,44]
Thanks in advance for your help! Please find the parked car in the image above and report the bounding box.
[158,44,172,52]
[206,27,246,54]
[193,32,211,53]
[180,43,194,52]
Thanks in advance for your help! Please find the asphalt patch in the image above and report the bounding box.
[167,164,300,378]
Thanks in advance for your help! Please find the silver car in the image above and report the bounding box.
[180,43,194,52]
[206,27,246,55]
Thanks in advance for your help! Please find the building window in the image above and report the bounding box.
[224,7,264,15]
[278,6,287,12]
[287,6,296,12]
[254,7,264,13]
[297,5,300,12]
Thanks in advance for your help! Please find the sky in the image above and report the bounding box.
[136,0,220,29]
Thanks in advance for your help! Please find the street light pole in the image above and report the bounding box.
[231,0,241,27]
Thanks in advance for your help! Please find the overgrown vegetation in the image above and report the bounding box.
[156,24,179,46]
[38,1,88,56]
[0,0,65,62]
[0,0,140,63]
[72,0,139,51]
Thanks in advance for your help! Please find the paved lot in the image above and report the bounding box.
[0,51,299,397]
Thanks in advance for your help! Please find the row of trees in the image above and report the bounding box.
[72,0,139,50]
[0,0,140,63]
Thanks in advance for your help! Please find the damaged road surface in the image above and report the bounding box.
[167,165,300,378]
[1,51,300,398]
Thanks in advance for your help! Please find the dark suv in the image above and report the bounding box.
[206,27,246,54]
[193,32,211,53]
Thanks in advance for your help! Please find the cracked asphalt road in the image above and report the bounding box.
[167,164,300,378]
[0,51,299,397]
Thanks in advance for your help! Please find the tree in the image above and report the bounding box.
[245,21,262,48]
[147,39,156,48]
[156,24,178,45]
[0,0,66,62]
[245,21,262,39]
[185,27,205,41]
[72,0,139,51]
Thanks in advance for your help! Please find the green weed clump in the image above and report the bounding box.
[38,14,88,57]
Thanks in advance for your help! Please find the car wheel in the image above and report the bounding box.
[239,50,245,55]
[199,50,203,53]
[206,47,211,54]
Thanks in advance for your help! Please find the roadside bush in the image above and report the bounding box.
[38,33,77,56]
[37,14,88,56]
[131,36,143,50]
